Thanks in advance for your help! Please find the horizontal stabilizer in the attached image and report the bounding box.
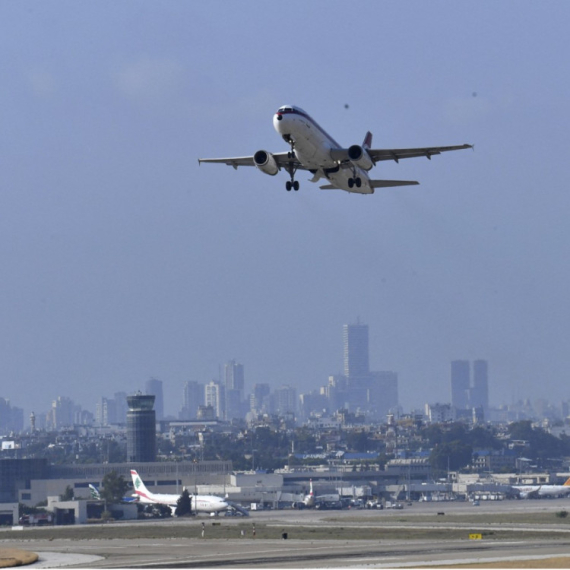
[320,179,419,190]
[370,179,419,188]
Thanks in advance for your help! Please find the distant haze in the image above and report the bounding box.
[1,1,569,418]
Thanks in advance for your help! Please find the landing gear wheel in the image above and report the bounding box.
[286,181,292,191]
[348,178,354,188]
[287,151,296,159]
[355,177,362,188]
[293,181,299,191]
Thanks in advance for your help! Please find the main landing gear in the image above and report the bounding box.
[348,177,362,189]
[286,180,299,191]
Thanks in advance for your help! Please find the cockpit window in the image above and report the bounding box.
[278,106,293,112]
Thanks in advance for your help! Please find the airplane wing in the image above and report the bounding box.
[367,144,472,163]
[330,144,472,164]
[199,152,309,171]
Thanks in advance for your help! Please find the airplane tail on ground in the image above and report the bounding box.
[131,470,152,501]
[89,484,101,500]
[563,478,570,486]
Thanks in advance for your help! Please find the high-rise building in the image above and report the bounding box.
[114,392,128,424]
[451,360,470,410]
[224,360,244,391]
[180,381,205,420]
[47,397,77,430]
[471,359,489,411]
[145,378,164,421]
[272,385,297,416]
[126,393,156,462]
[224,360,244,421]
[95,397,116,426]
[205,381,225,419]
[250,383,270,414]
[369,371,399,419]
[0,399,24,434]
[343,322,369,378]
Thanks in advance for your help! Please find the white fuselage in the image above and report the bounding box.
[135,488,229,513]
[514,484,570,498]
[273,108,373,194]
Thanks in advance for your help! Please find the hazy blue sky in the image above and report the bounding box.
[1,1,570,419]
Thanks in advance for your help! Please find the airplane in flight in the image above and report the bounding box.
[512,477,570,498]
[130,470,229,515]
[199,105,472,194]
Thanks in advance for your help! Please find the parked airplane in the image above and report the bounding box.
[130,470,229,515]
[513,477,570,498]
[199,105,472,194]
[303,479,316,507]
[298,479,341,509]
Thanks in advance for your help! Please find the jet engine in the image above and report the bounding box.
[348,145,374,171]
[253,150,279,176]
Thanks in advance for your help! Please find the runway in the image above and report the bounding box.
[6,498,570,568]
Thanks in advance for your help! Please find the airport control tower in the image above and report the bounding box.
[126,393,156,462]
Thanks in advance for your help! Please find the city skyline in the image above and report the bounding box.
[0,331,560,427]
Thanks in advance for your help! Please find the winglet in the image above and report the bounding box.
[363,131,373,149]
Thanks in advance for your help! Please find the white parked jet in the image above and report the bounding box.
[199,105,472,194]
[513,477,570,498]
[130,470,229,515]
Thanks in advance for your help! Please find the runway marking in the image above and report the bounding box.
[365,553,570,568]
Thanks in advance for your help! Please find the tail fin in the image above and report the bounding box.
[363,131,373,149]
[564,477,570,486]
[131,469,151,499]
[309,478,314,496]
[89,484,101,500]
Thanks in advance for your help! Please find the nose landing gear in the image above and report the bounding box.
[285,142,299,191]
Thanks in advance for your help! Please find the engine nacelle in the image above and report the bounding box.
[348,145,374,171]
[253,150,279,176]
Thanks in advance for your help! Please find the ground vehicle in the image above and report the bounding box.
[19,513,53,526]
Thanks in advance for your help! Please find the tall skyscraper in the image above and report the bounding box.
[250,383,270,414]
[95,397,116,426]
[451,360,470,409]
[145,378,164,421]
[224,360,244,391]
[224,360,244,421]
[114,392,128,424]
[343,322,369,378]
[272,385,297,415]
[369,371,399,419]
[205,381,225,419]
[471,359,489,411]
[126,393,156,462]
[180,381,205,419]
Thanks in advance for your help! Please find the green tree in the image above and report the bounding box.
[60,485,74,501]
[430,441,473,475]
[346,430,370,452]
[100,471,128,505]
[175,489,192,517]
[508,420,566,465]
